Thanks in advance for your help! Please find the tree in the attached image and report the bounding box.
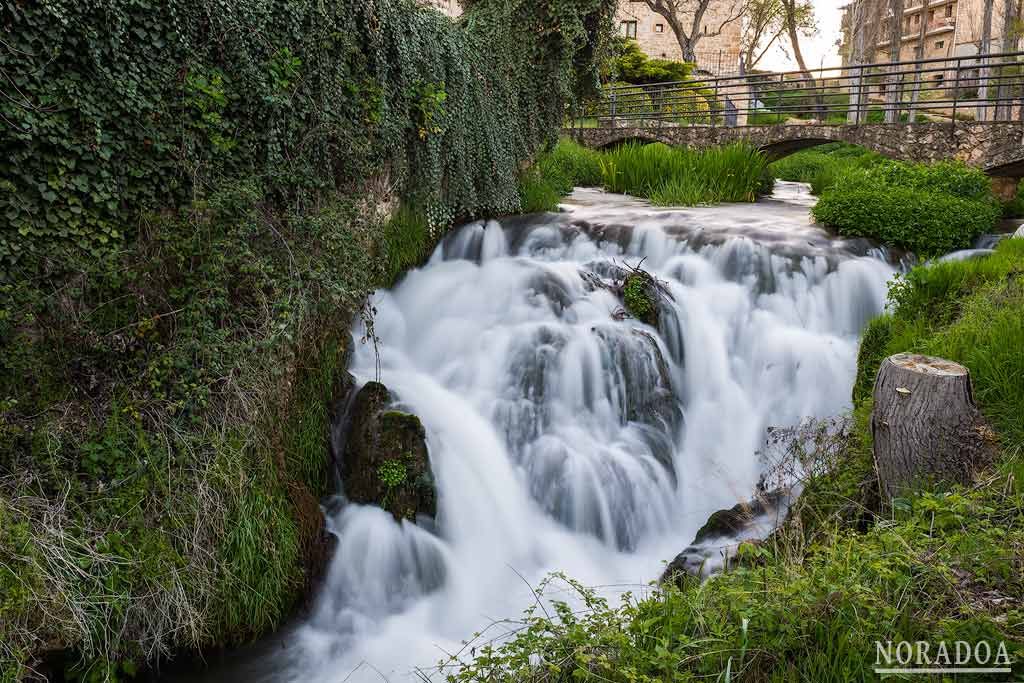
[907,0,932,122]
[885,0,905,122]
[844,0,886,123]
[640,0,745,65]
[779,0,815,75]
[740,0,786,71]
[994,0,1022,119]
[977,0,995,120]
[778,0,820,117]
[612,38,694,84]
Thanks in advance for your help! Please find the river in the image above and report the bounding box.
[199,181,898,681]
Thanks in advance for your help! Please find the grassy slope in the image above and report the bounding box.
[447,239,1024,682]
[0,189,433,680]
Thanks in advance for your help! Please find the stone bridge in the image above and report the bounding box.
[565,122,1024,198]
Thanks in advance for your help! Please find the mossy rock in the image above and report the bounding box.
[622,273,659,327]
[341,382,436,522]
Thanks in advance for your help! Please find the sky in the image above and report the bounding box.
[759,0,846,71]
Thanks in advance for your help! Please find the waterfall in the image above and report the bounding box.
[231,182,897,682]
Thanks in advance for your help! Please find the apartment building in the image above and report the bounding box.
[840,0,1018,64]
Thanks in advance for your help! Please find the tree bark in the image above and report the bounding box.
[995,0,1019,120]
[886,0,905,122]
[871,353,993,502]
[977,0,995,120]
[781,0,821,118]
[907,0,931,122]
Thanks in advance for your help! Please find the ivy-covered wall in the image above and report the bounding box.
[1,0,612,271]
[0,0,615,678]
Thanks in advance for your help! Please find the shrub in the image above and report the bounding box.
[812,162,1001,256]
[610,39,693,85]
[770,144,881,195]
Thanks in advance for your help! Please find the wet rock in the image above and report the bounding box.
[661,490,787,585]
[693,490,784,544]
[341,382,436,523]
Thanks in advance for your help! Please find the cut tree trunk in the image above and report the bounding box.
[871,353,993,501]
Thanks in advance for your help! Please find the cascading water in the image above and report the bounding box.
[218,181,897,682]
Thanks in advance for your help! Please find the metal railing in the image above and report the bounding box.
[578,50,1024,129]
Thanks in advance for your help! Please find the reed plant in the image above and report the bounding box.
[599,141,769,205]
[518,139,769,211]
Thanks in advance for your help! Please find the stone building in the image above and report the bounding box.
[840,0,1019,64]
[420,0,743,75]
[615,1,743,74]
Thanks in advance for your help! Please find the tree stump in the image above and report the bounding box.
[871,353,992,502]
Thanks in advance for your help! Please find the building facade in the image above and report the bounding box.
[615,1,742,74]
[420,0,743,75]
[840,0,1018,65]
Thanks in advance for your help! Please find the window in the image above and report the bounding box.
[929,9,935,20]
[703,24,708,35]
[945,5,953,17]
[935,40,945,48]
[620,20,637,38]
[913,13,920,24]
[655,23,664,32]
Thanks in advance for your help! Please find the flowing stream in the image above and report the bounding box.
[209,182,898,682]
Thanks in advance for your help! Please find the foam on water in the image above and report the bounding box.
[218,181,897,682]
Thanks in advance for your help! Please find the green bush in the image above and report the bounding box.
[610,39,692,85]
[770,144,881,195]
[812,161,1001,256]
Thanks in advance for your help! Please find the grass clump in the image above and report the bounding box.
[770,143,880,196]
[518,139,604,212]
[519,139,769,212]
[812,159,1001,256]
[854,238,1024,453]
[600,142,769,206]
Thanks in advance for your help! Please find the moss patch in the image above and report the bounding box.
[623,273,658,327]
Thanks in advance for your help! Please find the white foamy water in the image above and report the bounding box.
[210,182,897,682]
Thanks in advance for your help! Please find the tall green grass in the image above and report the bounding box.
[770,143,880,196]
[599,142,769,206]
[517,139,603,212]
[856,238,1024,452]
[517,139,769,212]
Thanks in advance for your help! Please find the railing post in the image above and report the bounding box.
[952,57,961,124]
[610,90,617,129]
